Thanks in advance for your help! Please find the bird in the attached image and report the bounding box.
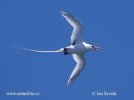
[15,11,100,87]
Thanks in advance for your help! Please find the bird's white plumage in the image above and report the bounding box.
[61,11,83,45]
[13,46,64,53]
[14,11,99,87]
[67,53,86,86]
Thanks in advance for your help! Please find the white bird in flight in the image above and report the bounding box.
[15,11,100,87]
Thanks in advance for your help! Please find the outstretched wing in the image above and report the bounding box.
[61,11,83,45]
[67,53,86,86]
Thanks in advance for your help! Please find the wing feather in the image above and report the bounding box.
[61,11,83,45]
[67,53,86,86]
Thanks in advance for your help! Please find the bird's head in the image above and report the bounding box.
[91,45,100,52]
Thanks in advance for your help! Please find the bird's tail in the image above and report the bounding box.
[12,45,64,53]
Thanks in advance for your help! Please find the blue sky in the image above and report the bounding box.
[1,0,134,100]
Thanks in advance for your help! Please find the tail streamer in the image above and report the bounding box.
[12,45,64,53]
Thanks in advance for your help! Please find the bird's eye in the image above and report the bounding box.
[92,45,94,48]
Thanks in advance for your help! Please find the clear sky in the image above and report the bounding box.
[1,0,134,100]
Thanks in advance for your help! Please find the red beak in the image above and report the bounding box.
[93,46,100,52]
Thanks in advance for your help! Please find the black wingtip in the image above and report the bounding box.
[60,10,65,13]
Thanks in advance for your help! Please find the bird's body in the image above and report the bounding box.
[64,42,92,54]
[16,11,99,87]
